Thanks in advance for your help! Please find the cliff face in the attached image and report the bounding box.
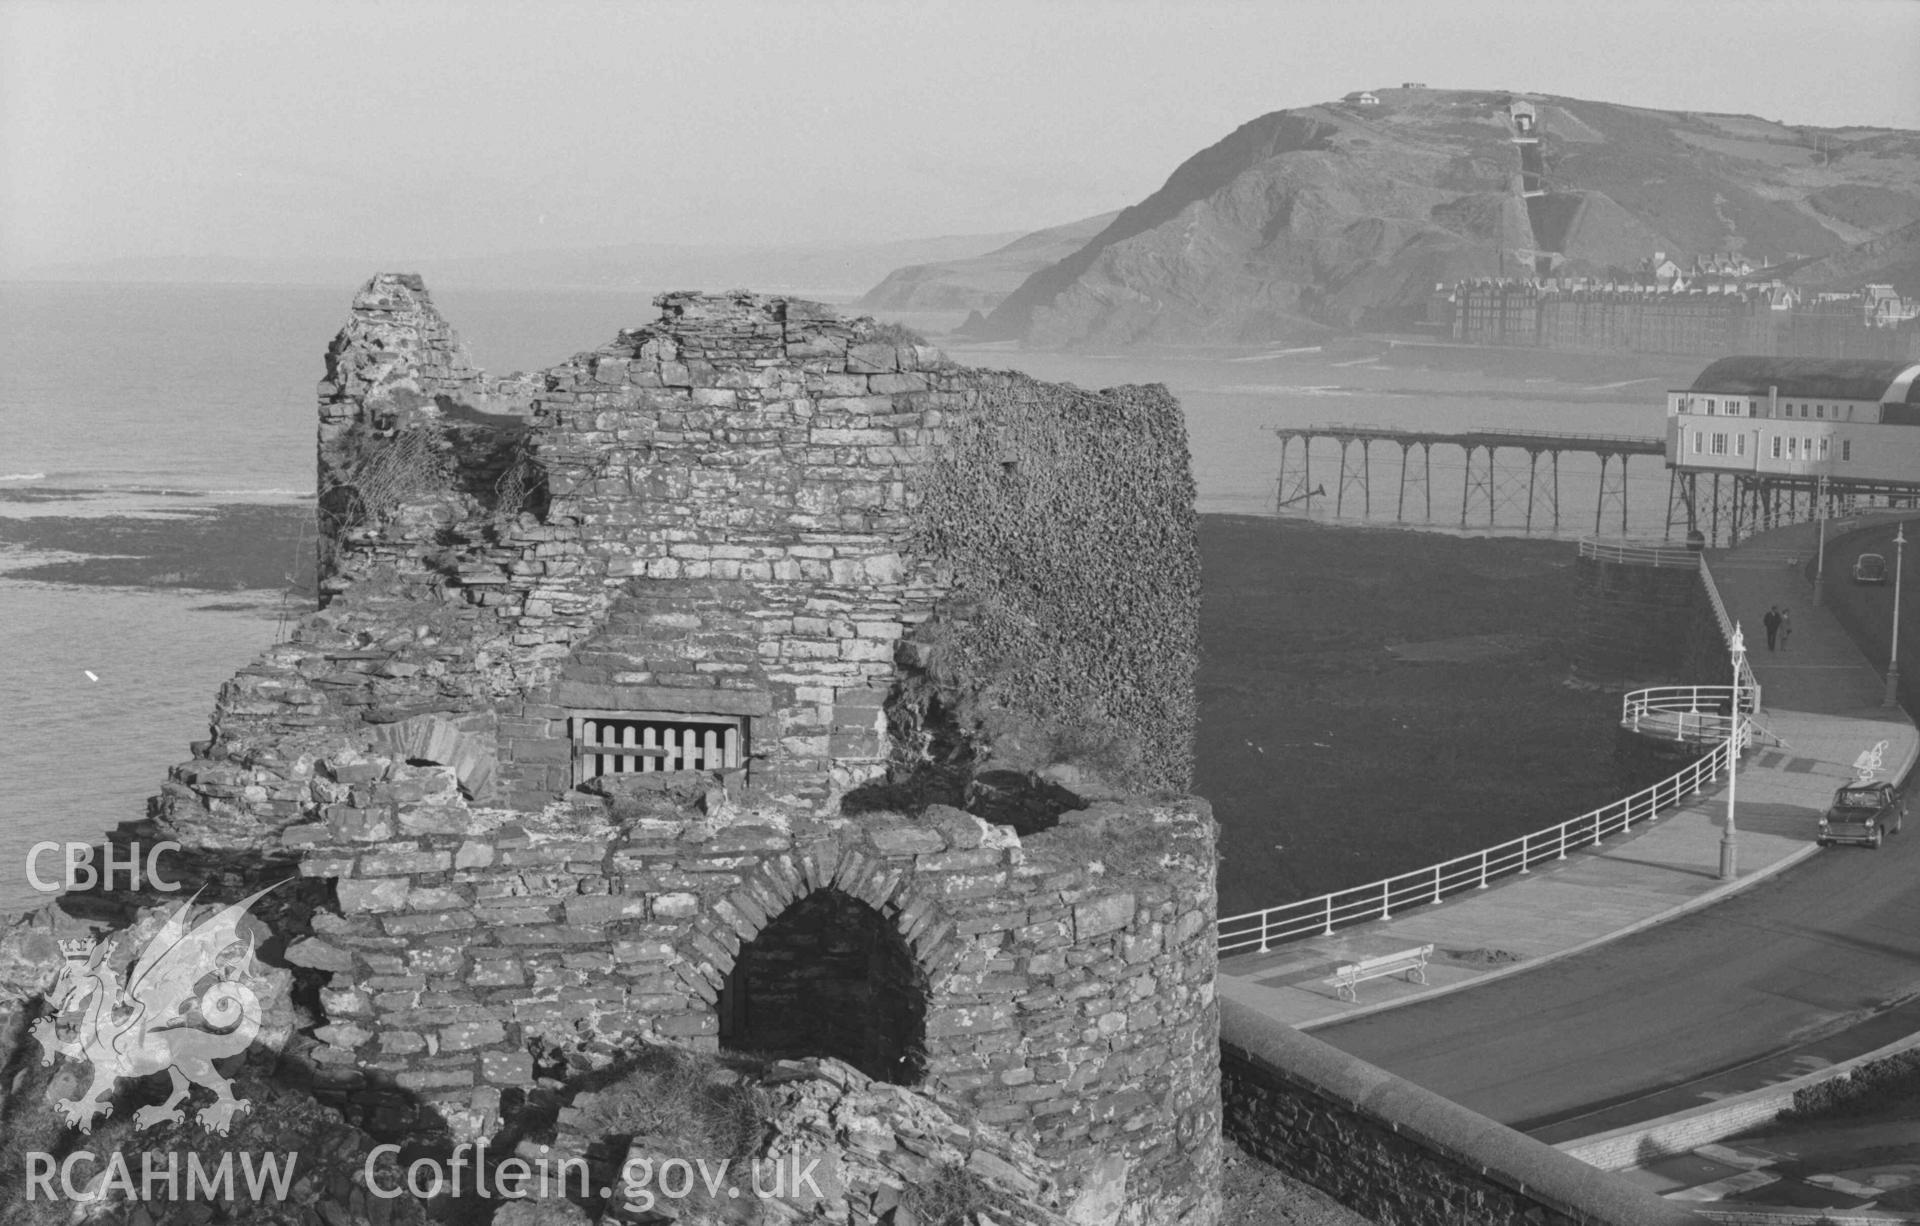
[857,211,1120,311]
[967,89,1920,348]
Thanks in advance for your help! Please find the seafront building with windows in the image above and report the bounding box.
[1663,357,1920,543]
[1666,358,1920,484]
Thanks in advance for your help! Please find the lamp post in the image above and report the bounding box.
[1814,475,1828,605]
[1887,523,1908,709]
[1720,622,1745,881]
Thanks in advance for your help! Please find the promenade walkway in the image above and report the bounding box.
[1218,517,1920,1032]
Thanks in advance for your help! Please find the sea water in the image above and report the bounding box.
[0,280,1687,914]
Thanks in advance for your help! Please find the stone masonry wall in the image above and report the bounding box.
[154,279,1195,844]
[283,756,1220,1224]
[206,278,1202,823]
[138,277,1220,1223]
[1220,998,1711,1226]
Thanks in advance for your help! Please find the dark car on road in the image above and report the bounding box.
[1819,781,1906,848]
[1853,553,1889,584]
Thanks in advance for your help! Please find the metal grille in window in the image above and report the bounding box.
[571,712,743,784]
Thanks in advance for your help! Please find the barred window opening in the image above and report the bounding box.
[571,712,744,784]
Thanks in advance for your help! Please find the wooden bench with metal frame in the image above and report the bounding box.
[1325,944,1434,1002]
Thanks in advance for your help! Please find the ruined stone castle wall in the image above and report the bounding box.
[162,277,1194,841]
[137,277,1220,1222]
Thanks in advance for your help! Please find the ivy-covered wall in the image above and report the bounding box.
[913,372,1199,794]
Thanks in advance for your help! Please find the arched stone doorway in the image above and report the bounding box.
[717,888,928,1085]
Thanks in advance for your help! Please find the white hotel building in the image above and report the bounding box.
[1667,358,1920,486]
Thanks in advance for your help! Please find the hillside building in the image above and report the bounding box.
[1858,284,1920,327]
[1645,253,1683,285]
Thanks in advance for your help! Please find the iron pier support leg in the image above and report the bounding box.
[1336,439,1348,518]
[1595,454,1609,535]
[1552,450,1561,531]
[1461,446,1473,528]
[1425,444,1433,522]
[1488,446,1497,528]
[1362,440,1372,518]
[1397,444,1409,522]
[1276,435,1288,512]
[1620,455,1630,535]
[1526,451,1538,534]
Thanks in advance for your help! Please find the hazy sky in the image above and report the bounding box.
[4,0,1918,274]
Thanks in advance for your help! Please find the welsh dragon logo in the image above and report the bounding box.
[32,884,283,1136]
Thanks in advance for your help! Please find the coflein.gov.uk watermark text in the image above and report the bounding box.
[368,1144,829,1210]
[26,1146,828,1211]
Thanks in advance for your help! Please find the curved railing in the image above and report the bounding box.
[1218,543,1759,958]
[1577,536,1700,569]
[1217,725,1748,955]
[1623,684,1758,725]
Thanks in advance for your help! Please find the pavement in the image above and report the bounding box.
[1620,1127,1920,1220]
[1218,515,1920,1034]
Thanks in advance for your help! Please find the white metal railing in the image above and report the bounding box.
[1622,684,1759,729]
[1217,542,1763,958]
[1577,536,1700,569]
[1698,556,1760,706]
[1217,724,1747,956]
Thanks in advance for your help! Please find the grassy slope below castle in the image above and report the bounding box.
[1200,515,1632,919]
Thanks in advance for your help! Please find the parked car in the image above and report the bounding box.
[1819,781,1906,848]
[1853,553,1889,584]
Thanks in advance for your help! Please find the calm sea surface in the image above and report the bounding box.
[0,280,1682,913]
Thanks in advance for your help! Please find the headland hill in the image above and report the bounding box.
[861,87,1920,356]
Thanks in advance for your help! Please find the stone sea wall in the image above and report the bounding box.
[1220,998,1713,1226]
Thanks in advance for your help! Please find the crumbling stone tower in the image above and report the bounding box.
[311,276,1199,812]
[158,275,1220,1223]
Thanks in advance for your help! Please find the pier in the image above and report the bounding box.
[1666,469,1920,548]
[1274,423,1664,534]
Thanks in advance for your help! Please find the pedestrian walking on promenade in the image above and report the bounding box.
[1764,606,1781,651]
[1780,608,1793,650]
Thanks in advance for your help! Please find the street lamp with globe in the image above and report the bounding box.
[1720,622,1746,881]
[1887,524,1907,710]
